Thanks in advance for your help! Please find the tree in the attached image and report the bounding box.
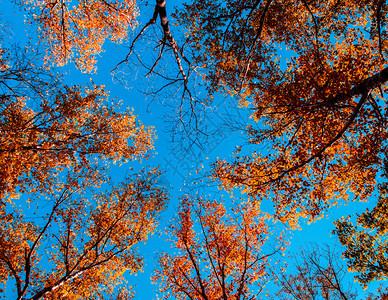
[18,1,388,211]
[0,43,60,100]
[0,45,154,200]
[171,0,388,225]
[153,196,284,300]
[0,41,167,298]
[19,0,138,72]
[272,243,358,300]
[0,168,168,299]
[19,0,211,150]
[112,0,209,151]
[364,287,388,300]
[333,177,388,288]
[0,83,154,200]
[115,0,193,88]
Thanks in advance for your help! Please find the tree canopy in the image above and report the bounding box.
[334,175,388,287]
[2,0,388,298]
[172,0,388,225]
[153,196,283,300]
[0,40,166,299]
[0,169,167,299]
[20,0,138,72]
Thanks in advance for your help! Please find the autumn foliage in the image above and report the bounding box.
[173,0,388,225]
[4,0,388,297]
[20,0,138,72]
[0,83,154,200]
[0,44,167,299]
[153,196,283,300]
[0,169,167,299]
[334,176,388,287]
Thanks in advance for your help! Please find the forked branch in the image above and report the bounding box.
[114,0,193,83]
